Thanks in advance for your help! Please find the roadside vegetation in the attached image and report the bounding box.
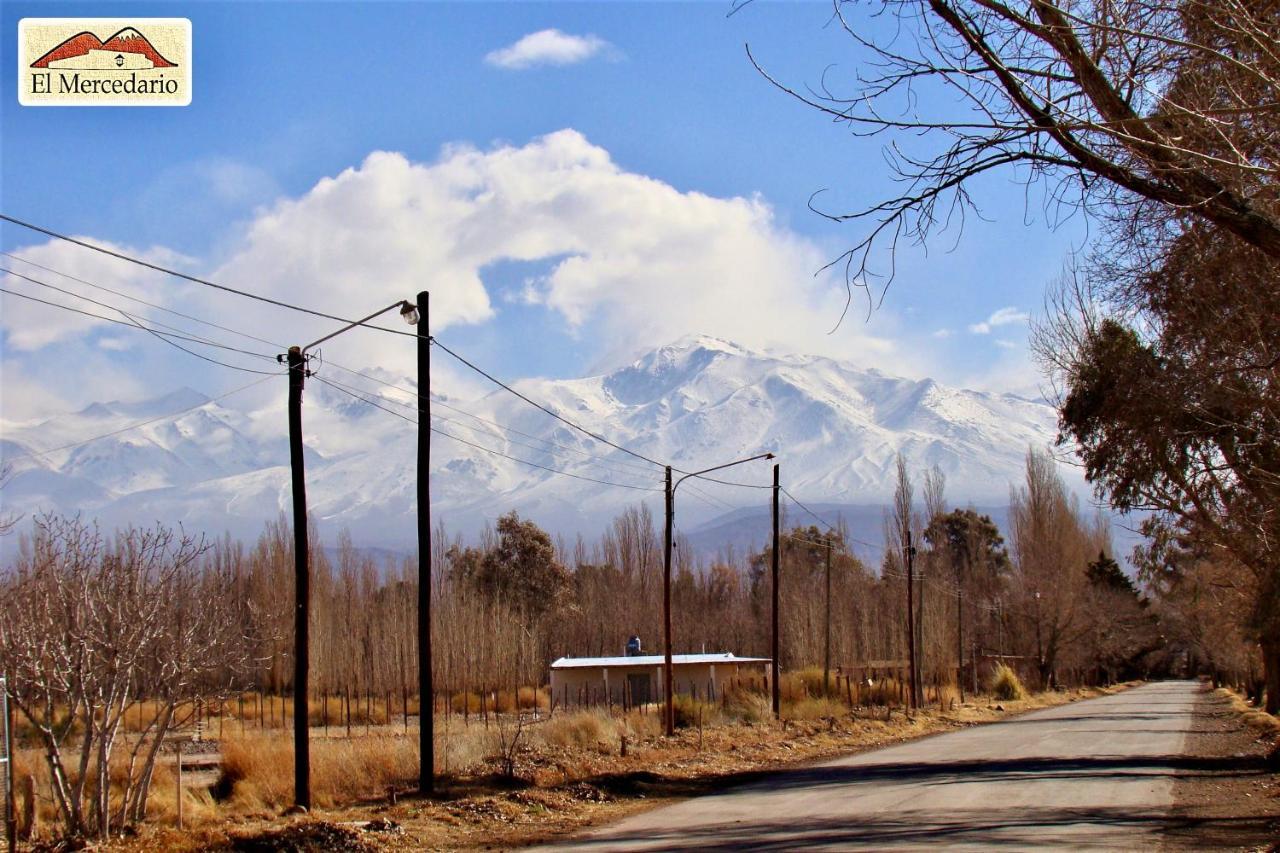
[0,448,1185,845]
[6,679,1121,850]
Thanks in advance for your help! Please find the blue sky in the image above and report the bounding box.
[0,1,1088,419]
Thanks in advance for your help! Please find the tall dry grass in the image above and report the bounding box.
[218,733,418,810]
[11,744,217,839]
[989,664,1027,700]
[535,709,616,751]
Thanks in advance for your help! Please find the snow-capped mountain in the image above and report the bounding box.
[0,335,1065,549]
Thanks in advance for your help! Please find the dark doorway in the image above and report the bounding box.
[628,673,651,705]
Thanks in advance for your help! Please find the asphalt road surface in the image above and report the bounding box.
[538,680,1202,851]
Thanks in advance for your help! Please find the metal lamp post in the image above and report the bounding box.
[662,453,774,736]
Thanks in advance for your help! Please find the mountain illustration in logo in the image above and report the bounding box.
[30,27,177,70]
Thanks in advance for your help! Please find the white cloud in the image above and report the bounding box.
[1,131,901,420]
[485,29,614,70]
[0,239,188,350]
[931,328,952,339]
[994,339,1018,350]
[968,306,1029,334]
[210,129,893,377]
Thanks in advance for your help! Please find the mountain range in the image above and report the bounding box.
[0,335,1070,555]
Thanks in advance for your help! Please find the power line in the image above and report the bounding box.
[431,337,667,469]
[1,266,277,361]
[779,485,885,553]
[687,470,774,489]
[318,362,660,477]
[0,284,282,375]
[1,250,286,349]
[311,375,663,493]
[0,226,765,483]
[4,374,280,462]
[314,373,661,487]
[0,213,419,339]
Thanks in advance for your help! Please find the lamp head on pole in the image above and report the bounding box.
[400,301,420,326]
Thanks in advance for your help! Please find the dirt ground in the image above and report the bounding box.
[91,685,1129,853]
[1162,686,1280,851]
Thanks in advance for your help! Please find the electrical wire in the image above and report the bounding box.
[0,250,286,349]
[313,371,655,484]
[0,213,419,339]
[0,285,282,375]
[1,266,277,361]
[317,361,661,478]
[5,374,281,462]
[311,375,663,493]
[430,337,667,469]
[0,226,773,485]
[312,373,663,486]
[779,485,884,553]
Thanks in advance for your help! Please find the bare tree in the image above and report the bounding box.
[0,463,20,536]
[0,516,253,839]
[751,0,1280,313]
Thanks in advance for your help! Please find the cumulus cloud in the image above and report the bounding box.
[485,29,614,69]
[1,130,898,420]
[968,306,1029,334]
[211,129,891,376]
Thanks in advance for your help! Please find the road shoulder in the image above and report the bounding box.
[1162,684,1280,850]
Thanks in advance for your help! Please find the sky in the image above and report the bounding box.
[0,0,1091,423]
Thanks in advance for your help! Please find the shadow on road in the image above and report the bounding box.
[546,806,1276,850]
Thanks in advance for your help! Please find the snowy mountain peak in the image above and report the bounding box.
[75,387,210,420]
[1,336,1066,548]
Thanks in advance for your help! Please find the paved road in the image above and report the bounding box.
[539,680,1203,850]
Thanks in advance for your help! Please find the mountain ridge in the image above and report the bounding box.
[0,335,1067,549]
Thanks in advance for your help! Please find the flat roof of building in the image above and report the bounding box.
[550,652,771,670]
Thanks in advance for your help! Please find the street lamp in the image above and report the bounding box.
[661,453,774,736]
[279,298,416,811]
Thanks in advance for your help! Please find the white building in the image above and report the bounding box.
[549,652,771,707]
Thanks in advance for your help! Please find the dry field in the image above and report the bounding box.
[33,680,1133,852]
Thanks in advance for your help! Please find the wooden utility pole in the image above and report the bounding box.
[663,465,675,736]
[905,529,918,711]
[286,345,311,810]
[823,535,832,697]
[417,290,434,793]
[956,569,965,703]
[771,463,781,719]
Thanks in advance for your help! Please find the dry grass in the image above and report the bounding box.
[989,664,1027,701]
[724,688,773,724]
[792,666,839,698]
[536,709,617,751]
[1219,686,1280,736]
[672,694,719,729]
[785,696,847,721]
[11,744,219,841]
[219,732,418,810]
[622,708,665,740]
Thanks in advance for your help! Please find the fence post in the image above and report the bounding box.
[175,740,184,831]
